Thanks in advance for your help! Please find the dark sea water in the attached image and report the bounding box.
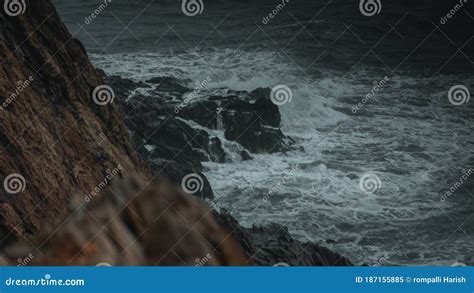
[53,0,474,265]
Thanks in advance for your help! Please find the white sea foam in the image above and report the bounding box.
[92,48,474,265]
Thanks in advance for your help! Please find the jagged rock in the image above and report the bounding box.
[214,209,352,266]
[0,178,246,265]
[209,137,227,163]
[106,75,293,155]
[149,161,214,200]
[146,76,190,94]
[0,0,144,244]
[0,0,351,267]
[105,76,226,168]
[240,150,253,161]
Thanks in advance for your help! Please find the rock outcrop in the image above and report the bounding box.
[106,75,293,162]
[1,177,250,266]
[0,0,145,245]
[105,74,294,200]
[215,210,352,266]
[0,0,351,266]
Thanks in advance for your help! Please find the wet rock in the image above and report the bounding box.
[149,161,214,200]
[146,76,190,94]
[209,137,227,163]
[0,0,351,267]
[214,209,352,266]
[107,74,293,155]
[240,150,253,161]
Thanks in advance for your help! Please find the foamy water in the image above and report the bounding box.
[91,49,474,265]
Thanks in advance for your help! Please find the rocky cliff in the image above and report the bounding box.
[0,0,144,244]
[0,0,351,266]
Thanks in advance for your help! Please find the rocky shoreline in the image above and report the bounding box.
[0,0,351,266]
[105,73,351,266]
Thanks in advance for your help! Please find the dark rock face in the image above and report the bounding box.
[104,75,294,199]
[0,0,350,266]
[1,179,249,266]
[214,210,352,266]
[104,75,351,266]
[150,161,214,200]
[0,1,145,244]
[221,100,288,153]
[106,75,293,160]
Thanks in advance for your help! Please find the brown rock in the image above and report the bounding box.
[0,0,145,245]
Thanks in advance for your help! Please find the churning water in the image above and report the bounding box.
[55,0,474,265]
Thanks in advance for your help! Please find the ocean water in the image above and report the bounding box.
[54,0,474,265]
